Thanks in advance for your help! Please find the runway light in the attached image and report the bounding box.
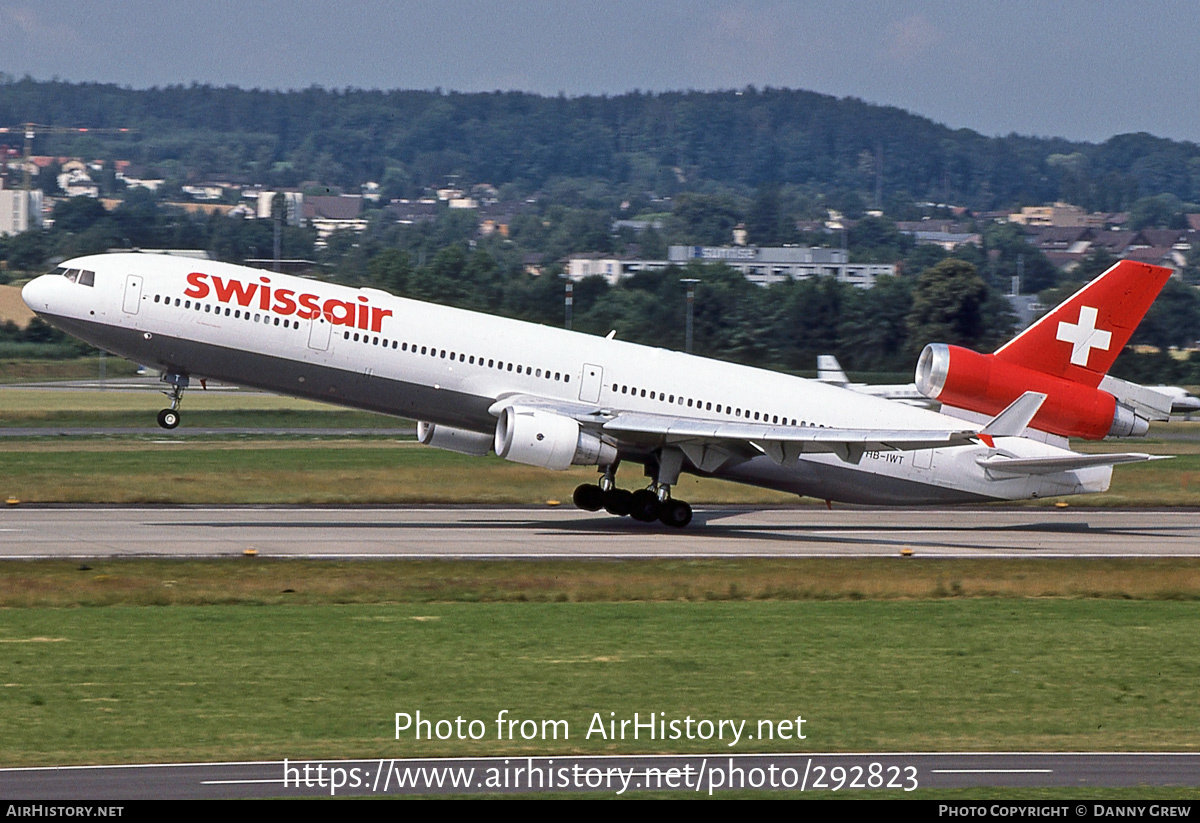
[900,547,914,557]
[5,496,18,506]
[546,499,561,506]
[243,548,258,557]
[1054,501,1069,508]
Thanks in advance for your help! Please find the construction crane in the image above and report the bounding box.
[0,123,134,191]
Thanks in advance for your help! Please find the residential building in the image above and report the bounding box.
[303,194,367,243]
[1008,203,1107,228]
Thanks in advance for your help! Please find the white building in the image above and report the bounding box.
[255,190,305,225]
[566,253,668,285]
[566,246,896,288]
[0,180,43,236]
[666,246,894,288]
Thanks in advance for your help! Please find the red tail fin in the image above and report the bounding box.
[994,260,1172,387]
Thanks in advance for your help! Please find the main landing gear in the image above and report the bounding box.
[572,453,694,528]
[156,372,189,429]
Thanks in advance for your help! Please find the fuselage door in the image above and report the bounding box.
[122,274,143,314]
[308,314,332,351]
[579,363,603,403]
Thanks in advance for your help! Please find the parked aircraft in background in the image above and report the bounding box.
[815,355,933,408]
[22,256,1170,527]
[1136,383,1200,415]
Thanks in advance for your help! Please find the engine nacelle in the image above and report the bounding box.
[915,343,1149,440]
[493,406,618,470]
[416,421,493,456]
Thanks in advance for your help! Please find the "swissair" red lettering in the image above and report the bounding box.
[183,272,393,332]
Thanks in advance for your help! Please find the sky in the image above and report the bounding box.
[2,0,1198,144]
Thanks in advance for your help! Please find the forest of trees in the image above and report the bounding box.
[4,76,1200,212]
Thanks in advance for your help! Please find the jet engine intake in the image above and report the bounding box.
[494,406,617,470]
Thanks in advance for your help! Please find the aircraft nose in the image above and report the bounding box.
[21,275,55,313]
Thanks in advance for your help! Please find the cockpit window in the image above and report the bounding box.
[55,268,95,286]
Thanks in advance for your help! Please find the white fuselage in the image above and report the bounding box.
[22,253,1113,505]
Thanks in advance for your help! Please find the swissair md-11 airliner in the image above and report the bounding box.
[21,254,1172,527]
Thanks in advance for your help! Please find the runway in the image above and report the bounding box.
[2,753,1199,797]
[3,505,1200,558]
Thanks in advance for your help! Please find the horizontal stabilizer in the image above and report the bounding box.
[980,391,1047,439]
[977,452,1164,476]
[1098,375,1174,422]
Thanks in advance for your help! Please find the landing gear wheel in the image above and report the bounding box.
[573,483,604,511]
[603,488,633,517]
[629,489,661,522]
[659,499,693,529]
[156,409,180,430]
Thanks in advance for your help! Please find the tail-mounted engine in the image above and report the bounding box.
[916,343,1149,439]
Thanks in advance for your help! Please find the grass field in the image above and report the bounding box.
[3,595,1199,766]
[4,382,1199,504]
[1,437,1197,504]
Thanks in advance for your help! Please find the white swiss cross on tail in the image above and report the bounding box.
[1056,305,1112,368]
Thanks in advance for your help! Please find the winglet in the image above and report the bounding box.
[979,391,1048,443]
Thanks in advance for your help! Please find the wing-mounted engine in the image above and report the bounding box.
[416,421,493,456]
[494,406,617,470]
[915,343,1149,440]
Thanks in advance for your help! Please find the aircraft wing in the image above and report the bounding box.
[489,394,978,466]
